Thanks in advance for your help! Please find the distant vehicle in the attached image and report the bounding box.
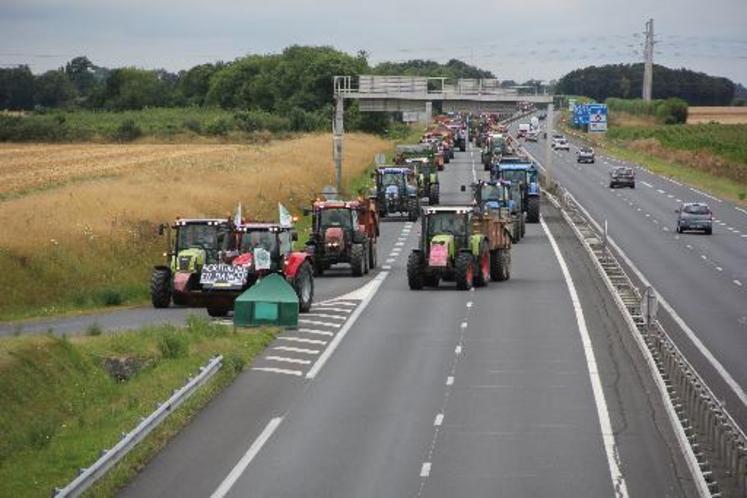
[551,132,564,140]
[576,146,595,163]
[537,113,547,120]
[551,137,570,150]
[517,123,531,137]
[525,130,539,142]
[609,167,635,188]
[676,203,713,234]
[530,116,539,130]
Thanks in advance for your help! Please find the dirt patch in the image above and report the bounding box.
[687,107,747,125]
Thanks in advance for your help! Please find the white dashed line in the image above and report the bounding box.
[395,242,404,246]
[382,265,392,270]
[642,181,653,188]
[667,194,674,198]
[657,189,666,194]
[297,319,342,328]
[420,462,432,477]
[446,376,454,386]
[466,301,473,308]
[662,227,670,232]
[676,199,682,203]
[265,356,312,365]
[715,266,723,272]
[298,328,334,337]
[686,244,693,249]
[434,414,444,427]
[735,280,743,287]
[273,346,319,355]
[460,321,468,329]
[454,344,462,355]
[386,258,396,263]
[251,367,303,376]
[278,336,328,345]
[700,255,707,260]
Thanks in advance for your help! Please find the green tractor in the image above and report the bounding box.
[407,206,512,290]
[395,144,440,205]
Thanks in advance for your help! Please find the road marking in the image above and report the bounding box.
[446,376,454,386]
[700,255,707,260]
[278,336,328,345]
[715,266,723,272]
[676,198,682,203]
[645,213,650,217]
[540,217,629,497]
[210,417,283,498]
[398,237,407,242]
[460,321,468,329]
[386,258,396,264]
[298,319,341,328]
[735,280,743,287]
[454,344,462,355]
[298,328,334,337]
[382,265,392,269]
[642,181,653,188]
[662,227,670,231]
[322,300,357,307]
[689,187,722,203]
[307,272,388,379]
[251,367,303,376]
[308,307,350,314]
[420,462,432,477]
[652,219,659,224]
[686,244,693,249]
[434,414,444,427]
[657,189,666,194]
[466,301,473,308]
[303,313,346,321]
[736,207,747,215]
[264,356,311,365]
[667,194,674,198]
[395,241,404,247]
[742,235,747,238]
[273,346,319,355]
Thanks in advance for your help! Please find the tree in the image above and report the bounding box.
[65,56,96,95]
[178,63,222,106]
[100,68,170,110]
[34,70,76,108]
[0,66,35,110]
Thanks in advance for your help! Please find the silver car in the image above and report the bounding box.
[676,203,713,234]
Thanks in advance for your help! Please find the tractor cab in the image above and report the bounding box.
[171,218,233,274]
[373,167,420,220]
[471,180,512,215]
[234,223,297,274]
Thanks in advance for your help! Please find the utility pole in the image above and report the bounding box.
[333,90,344,195]
[642,18,654,101]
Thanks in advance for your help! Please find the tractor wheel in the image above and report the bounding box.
[363,242,370,274]
[520,213,526,238]
[424,274,440,288]
[512,219,521,243]
[351,243,365,277]
[473,242,490,287]
[408,198,419,221]
[292,261,314,313]
[455,252,474,290]
[429,184,440,205]
[313,257,325,276]
[172,293,188,306]
[207,306,229,318]
[150,267,172,308]
[407,252,425,290]
[527,196,540,223]
[490,249,511,281]
[369,240,378,269]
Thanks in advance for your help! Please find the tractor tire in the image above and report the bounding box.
[363,242,370,274]
[490,249,511,281]
[455,252,474,290]
[369,240,378,269]
[424,274,440,288]
[292,261,314,313]
[473,242,490,287]
[512,219,521,243]
[351,243,365,277]
[408,198,419,221]
[150,267,172,308]
[207,306,229,318]
[172,293,188,306]
[429,184,440,205]
[313,257,325,276]
[527,196,540,223]
[520,213,526,238]
[407,252,425,290]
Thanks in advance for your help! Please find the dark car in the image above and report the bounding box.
[576,146,595,163]
[676,203,713,234]
[609,167,635,188]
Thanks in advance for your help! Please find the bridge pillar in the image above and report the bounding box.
[425,101,432,125]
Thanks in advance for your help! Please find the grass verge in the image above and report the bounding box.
[0,317,276,498]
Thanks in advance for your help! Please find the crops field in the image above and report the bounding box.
[0,133,390,320]
[687,106,747,124]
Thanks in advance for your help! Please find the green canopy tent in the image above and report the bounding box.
[233,273,299,328]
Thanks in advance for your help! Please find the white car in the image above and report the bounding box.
[552,137,570,150]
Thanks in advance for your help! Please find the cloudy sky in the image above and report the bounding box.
[1,0,746,84]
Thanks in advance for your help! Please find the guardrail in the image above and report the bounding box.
[546,184,746,497]
[53,355,224,498]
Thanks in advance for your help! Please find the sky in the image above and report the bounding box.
[1,0,746,85]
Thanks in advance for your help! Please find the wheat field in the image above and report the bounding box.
[687,107,747,124]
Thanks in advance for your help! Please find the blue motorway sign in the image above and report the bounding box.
[587,104,608,132]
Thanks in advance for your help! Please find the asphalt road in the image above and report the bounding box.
[517,121,747,425]
[120,144,697,497]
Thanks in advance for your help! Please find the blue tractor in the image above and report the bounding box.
[466,180,520,242]
[491,156,541,225]
[372,167,420,221]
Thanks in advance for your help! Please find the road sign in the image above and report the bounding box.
[573,104,590,126]
[587,104,608,132]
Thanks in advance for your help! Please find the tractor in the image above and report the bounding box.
[304,198,379,277]
[198,223,314,316]
[467,179,521,243]
[481,133,507,171]
[492,157,541,224]
[394,144,441,205]
[407,205,512,291]
[372,167,420,221]
[150,219,314,317]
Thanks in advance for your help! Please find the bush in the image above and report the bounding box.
[157,331,189,359]
[110,119,142,142]
[205,117,231,136]
[182,118,202,133]
[606,97,688,124]
[234,110,290,133]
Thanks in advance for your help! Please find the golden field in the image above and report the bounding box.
[0,133,390,320]
[687,106,747,124]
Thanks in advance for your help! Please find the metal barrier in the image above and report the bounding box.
[53,355,224,498]
[548,185,746,497]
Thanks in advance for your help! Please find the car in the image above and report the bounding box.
[517,123,531,138]
[537,113,547,120]
[609,167,635,188]
[525,130,540,142]
[676,203,713,234]
[551,137,570,150]
[576,146,595,163]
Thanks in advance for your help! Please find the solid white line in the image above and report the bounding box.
[420,462,432,477]
[297,319,341,328]
[265,356,312,365]
[736,206,747,215]
[446,376,454,386]
[540,217,629,497]
[434,413,444,426]
[210,417,283,498]
[251,367,303,376]
[277,336,327,345]
[297,328,334,337]
[303,313,346,321]
[306,272,389,379]
[274,346,319,355]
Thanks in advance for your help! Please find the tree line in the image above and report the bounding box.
[556,63,736,106]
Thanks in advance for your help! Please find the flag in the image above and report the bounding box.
[279,203,293,227]
[233,203,242,226]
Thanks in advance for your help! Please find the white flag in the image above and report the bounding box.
[279,203,293,227]
[233,203,242,226]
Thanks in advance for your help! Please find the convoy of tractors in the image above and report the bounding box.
[150,108,544,315]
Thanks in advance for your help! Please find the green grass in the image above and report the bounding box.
[0,317,276,498]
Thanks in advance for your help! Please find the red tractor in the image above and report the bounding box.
[304,198,379,276]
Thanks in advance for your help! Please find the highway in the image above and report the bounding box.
[118,144,698,498]
[518,122,747,426]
